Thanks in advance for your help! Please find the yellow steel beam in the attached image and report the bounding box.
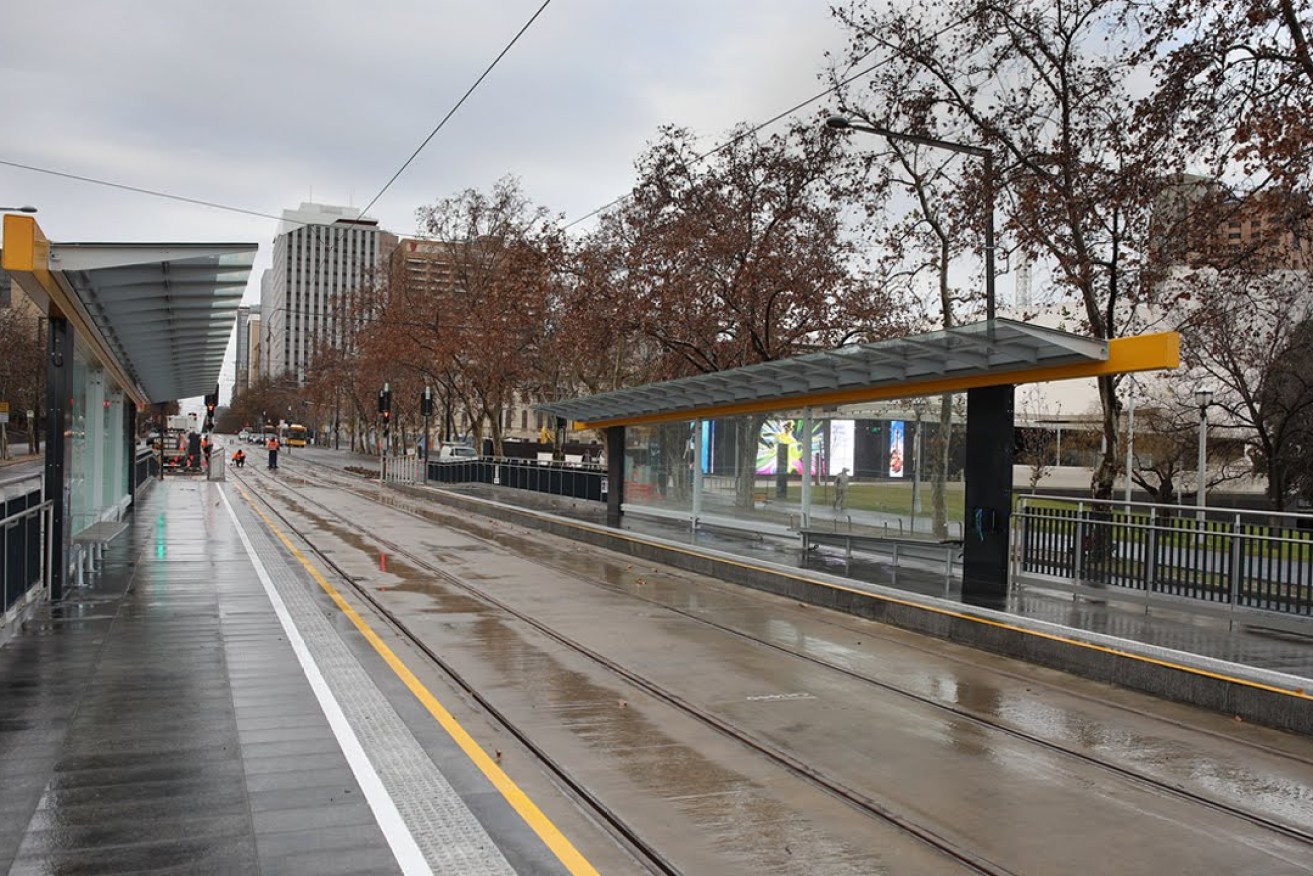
[2,214,150,407]
[575,331,1180,429]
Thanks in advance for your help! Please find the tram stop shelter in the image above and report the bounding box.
[539,319,1180,605]
[2,213,257,601]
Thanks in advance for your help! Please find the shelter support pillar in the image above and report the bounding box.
[691,421,703,530]
[800,409,813,529]
[962,385,1014,606]
[44,315,73,601]
[606,426,624,528]
[125,404,137,501]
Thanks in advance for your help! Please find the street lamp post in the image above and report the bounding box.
[1195,388,1212,523]
[911,398,927,528]
[1125,376,1136,506]
[825,115,995,320]
[830,113,1015,605]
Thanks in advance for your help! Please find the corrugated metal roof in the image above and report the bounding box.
[50,243,257,402]
[538,319,1108,426]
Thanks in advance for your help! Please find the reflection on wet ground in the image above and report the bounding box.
[261,472,919,870]
[251,461,1313,871]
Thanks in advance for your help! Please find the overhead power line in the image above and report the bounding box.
[359,0,553,217]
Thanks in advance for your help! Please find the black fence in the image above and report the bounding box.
[1016,500,1313,617]
[426,457,606,502]
[2,480,47,616]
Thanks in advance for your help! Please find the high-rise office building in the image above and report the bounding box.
[264,203,396,384]
[246,312,261,388]
[233,306,251,394]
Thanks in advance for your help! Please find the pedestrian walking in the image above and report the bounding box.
[834,467,850,511]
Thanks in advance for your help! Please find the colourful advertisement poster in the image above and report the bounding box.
[829,419,854,476]
[755,418,823,475]
[888,420,905,478]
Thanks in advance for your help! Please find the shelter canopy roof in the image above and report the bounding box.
[539,318,1179,428]
[3,215,257,404]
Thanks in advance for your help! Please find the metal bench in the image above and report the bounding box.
[72,520,129,585]
[800,528,963,586]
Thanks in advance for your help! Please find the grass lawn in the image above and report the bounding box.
[775,480,966,521]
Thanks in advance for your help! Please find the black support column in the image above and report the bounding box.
[44,315,73,601]
[125,404,137,500]
[605,426,624,528]
[962,384,1014,606]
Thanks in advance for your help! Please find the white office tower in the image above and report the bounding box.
[266,203,396,384]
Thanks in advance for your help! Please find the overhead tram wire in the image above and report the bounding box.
[355,0,553,219]
[263,16,972,332]
[0,0,553,245]
[562,14,970,231]
[0,158,284,223]
[218,1,557,378]
[284,0,554,352]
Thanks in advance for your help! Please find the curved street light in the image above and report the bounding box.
[825,114,996,321]
[0,206,37,213]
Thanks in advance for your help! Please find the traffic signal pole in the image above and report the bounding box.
[378,383,391,483]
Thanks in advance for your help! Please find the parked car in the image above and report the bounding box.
[436,444,479,461]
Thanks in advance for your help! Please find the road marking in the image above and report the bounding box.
[745,692,816,702]
[218,486,432,876]
[233,484,601,876]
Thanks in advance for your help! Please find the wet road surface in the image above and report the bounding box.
[239,459,1313,876]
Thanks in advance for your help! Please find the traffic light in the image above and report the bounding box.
[378,385,392,415]
[420,386,433,417]
[203,385,218,415]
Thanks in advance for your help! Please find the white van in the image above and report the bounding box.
[436,444,479,461]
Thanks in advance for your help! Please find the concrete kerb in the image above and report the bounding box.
[395,482,1313,736]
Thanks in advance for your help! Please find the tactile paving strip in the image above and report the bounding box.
[221,482,517,875]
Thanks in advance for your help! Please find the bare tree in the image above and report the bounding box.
[577,121,905,506]
[1173,267,1313,508]
[833,0,1172,499]
[1140,0,1313,196]
[0,304,45,455]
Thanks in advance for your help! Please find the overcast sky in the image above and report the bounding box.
[1,2,857,402]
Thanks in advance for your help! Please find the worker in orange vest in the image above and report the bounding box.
[267,435,280,470]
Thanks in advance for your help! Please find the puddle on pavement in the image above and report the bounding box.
[278,489,883,868]
[462,616,886,872]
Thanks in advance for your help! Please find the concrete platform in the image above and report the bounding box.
[0,478,581,875]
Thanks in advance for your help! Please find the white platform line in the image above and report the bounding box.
[219,486,432,876]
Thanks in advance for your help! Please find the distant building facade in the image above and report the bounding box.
[246,312,261,388]
[387,237,569,447]
[234,306,251,394]
[264,203,397,384]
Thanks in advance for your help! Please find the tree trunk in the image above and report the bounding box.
[932,393,952,539]
[734,417,764,509]
[1091,374,1120,499]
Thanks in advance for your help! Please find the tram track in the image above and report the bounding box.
[241,457,1313,868]
[231,468,682,876]
[237,462,1017,875]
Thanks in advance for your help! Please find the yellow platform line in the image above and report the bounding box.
[237,486,600,876]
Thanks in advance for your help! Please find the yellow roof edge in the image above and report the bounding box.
[578,332,1180,429]
[3,215,150,407]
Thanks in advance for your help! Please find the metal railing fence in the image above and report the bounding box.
[3,481,50,617]
[425,456,606,502]
[1013,495,1313,618]
[134,448,159,490]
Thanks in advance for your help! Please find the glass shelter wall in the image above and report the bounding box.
[67,338,132,538]
[621,404,968,537]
